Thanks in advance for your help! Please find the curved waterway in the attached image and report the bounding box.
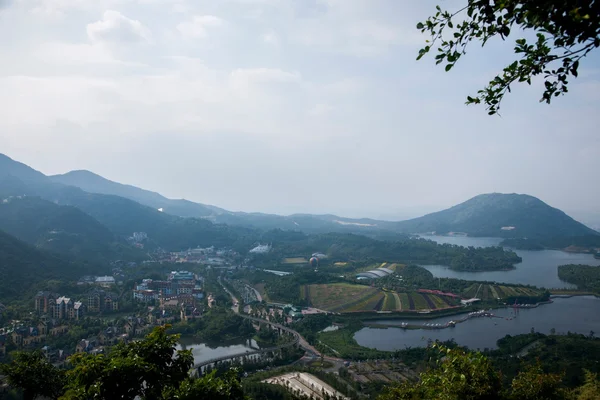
[355,296,600,351]
[419,235,600,288]
[176,336,262,365]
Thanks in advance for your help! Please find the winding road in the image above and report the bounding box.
[194,278,322,370]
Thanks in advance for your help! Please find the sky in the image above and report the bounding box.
[1,0,599,223]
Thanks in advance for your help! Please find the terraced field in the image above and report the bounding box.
[398,293,410,310]
[382,292,398,311]
[302,284,459,313]
[303,283,379,311]
[462,283,543,301]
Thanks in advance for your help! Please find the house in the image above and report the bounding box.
[76,338,96,353]
[49,325,69,336]
[37,321,48,336]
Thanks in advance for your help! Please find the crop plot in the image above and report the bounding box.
[461,284,543,301]
[282,257,308,264]
[302,284,462,313]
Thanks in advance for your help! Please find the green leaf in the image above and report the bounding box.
[416,22,424,30]
[445,64,453,72]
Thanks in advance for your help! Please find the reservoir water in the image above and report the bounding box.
[419,235,600,288]
[176,336,261,365]
[355,295,600,351]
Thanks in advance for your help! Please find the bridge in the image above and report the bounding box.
[193,314,301,370]
[193,278,320,372]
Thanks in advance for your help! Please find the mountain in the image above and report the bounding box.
[50,170,225,218]
[0,196,124,261]
[0,229,97,302]
[394,193,599,238]
[0,155,258,251]
[2,153,597,241]
[0,153,47,184]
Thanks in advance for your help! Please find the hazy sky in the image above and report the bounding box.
[1,0,599,220]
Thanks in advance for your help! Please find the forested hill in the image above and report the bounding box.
[394,193,598,239]
[0,230,96,302]
[2,154,597,241]
[0,196,119,260]
[50,170,225,218]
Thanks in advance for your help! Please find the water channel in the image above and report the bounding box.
[418,235,600,288]
[355,295,600,351]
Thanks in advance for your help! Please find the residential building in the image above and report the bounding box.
[54,297,73,319]
[34,291,57,314]
[71,302,86,320]
[88,289,119,313]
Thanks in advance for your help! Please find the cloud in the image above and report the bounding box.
[261,31,280,45]
[0,0,599,216]
[87,10,151,43]
[230,68,300,84]
[176,15,223,38]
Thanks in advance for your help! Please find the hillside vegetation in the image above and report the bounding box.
[558,264,600,293]
[0,196,121,261]
[0,230,97,302]
[394,193,598,238]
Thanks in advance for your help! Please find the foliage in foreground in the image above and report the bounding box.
[3,328,600,400]
[417,0,600,114]
[1,326,246,400]
[378,344,600,400]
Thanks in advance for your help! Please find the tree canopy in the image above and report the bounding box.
[417,0,600,114]
[1,326,246,400]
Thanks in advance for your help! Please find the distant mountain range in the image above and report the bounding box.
[1,153,598,247]
[0,152,598,302]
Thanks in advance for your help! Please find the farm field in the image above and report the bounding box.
[302,284,458,313]
[356,262,403,273]
[462,283,543,300]
[282,257,308,264]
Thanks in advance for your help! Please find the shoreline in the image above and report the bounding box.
[361,299,556,331]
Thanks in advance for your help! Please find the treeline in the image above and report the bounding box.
[170,308,255,342]
[253,232,521,271]
[502,234,600,251]
[0,230,102,303]
[490,332,600,389]
[558,264,600,293]
[3,327,600,400]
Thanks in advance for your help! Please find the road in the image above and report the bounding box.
[216,276,350,373]
[218,276,321,357]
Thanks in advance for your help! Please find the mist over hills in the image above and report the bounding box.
[1,153,597,245]
[394,193,599,239]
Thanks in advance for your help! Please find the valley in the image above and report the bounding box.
[1,153,599,400]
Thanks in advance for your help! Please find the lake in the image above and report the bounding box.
[355,295,600,351]
[176,336,261,365]
[419,235,600,288]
